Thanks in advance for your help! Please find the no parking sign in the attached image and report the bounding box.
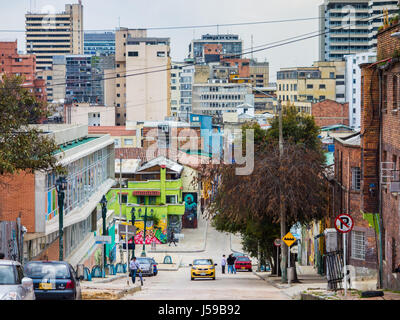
[334,213,354,234]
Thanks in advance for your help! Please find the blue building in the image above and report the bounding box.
[189,113,222,157]
[84,32,115,56]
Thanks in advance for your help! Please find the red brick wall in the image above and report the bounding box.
[0,172,36,232]
[377,23,400,61]
[312,99,349,127]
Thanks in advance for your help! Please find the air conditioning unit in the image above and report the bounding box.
[390,181,400,193]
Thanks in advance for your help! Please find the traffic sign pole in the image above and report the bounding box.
[344,232,347,296]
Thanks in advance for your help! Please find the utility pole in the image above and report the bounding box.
[278,99,287,283]
[119,155,123,265]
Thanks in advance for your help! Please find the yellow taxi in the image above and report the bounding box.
[190,258,217,280]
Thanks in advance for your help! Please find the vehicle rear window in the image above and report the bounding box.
[25,263,70,279]
[136,258,150,264]
[0,265,17,285]
[237,257,250,261]
[193,259,213,265]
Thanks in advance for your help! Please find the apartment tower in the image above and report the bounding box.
[25,1,84,70]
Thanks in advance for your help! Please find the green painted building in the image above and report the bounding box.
[107,157,185,244]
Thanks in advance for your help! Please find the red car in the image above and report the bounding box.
[234,256,252,272]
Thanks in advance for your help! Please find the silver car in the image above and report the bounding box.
[135,258,154,276]
[0,260,35,300]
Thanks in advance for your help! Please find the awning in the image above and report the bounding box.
[132,190,161,196]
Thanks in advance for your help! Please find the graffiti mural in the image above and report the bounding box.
[133,219,168,244]
[167,215,182,242]
[182,193,198,228]
[0,221,19,261]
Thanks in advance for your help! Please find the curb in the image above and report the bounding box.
[90,274,128,284]
[148,220,209,254]
[82,284,141,300]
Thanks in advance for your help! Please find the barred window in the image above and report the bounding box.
[351,167,361,191]
[351,231,365,260]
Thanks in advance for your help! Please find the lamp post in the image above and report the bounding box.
[100,195,108,273]
[118,154,123,264]
[55,176,67,261]
[138,207,154,257]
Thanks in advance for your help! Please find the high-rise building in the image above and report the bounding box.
[25,2,83,70]
[114,28,171,126]
[345,51,376,129]
[319,0,398,61]
[189,34,243,64]
[84,32,115,56]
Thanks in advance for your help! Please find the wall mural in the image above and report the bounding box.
[182,193,198,228]
[133,219,168,244]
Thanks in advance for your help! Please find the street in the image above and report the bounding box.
[120,217,289,300]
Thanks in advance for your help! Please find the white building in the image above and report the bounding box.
[345,51,376,129]
[319,0,398,61]
[24,124,115,265]
[192,80,254,120]
[64,103,116,126]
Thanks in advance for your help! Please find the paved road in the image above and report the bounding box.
[121,221,289,300]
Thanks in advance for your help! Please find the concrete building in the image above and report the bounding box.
[89,126,137,148]
[189,34,243,64]
[276,61,346,113]
[26,2,84,70]
[0,124,115,266]
[192,80,254,121]
[319,0,398,61]
[84,32,115,56]
[0,40,47,101]
[64,103,116,126]
[345,51,376,129]
[249,59,270,88]
[114,28,171,126]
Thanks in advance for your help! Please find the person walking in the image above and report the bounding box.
[227,254,235,274]
[221,255,227,274]
[169,231,177,247]
[232,254,237,274]
[129,257,140,285]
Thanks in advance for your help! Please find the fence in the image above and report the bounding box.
[325,250,344,291]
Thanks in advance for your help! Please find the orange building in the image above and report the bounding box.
[0,40,46,101]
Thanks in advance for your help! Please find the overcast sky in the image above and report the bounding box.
[1,0,322,81]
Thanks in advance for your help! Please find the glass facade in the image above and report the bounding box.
[45,146,113,221]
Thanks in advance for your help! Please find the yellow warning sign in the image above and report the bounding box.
[282,232,297,247]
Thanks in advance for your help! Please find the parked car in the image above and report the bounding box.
[135,258,154,277]
[0,260,35,300]
[24,261,82,300]
[190,258,217,280]
[148,257,158,276]
[234,256,252,272]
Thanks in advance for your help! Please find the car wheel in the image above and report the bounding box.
[191,277,194,280]
[212,277,216,280]
[249,269,252,272]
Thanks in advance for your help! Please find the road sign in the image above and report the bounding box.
[95,235,111,244]
[274,239,282,247]
[334,213,354,234]
[282,232,297,247]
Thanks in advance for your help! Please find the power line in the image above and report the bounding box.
[0,16,323,33]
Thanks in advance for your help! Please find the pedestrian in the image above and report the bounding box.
[231,254,237,274]
[221,255,227,274]
[129,256,140,285]
[227,254,235,274]
[168,231,177,247]
[0,252,4,259]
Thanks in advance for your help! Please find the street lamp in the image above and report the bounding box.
[55,176,67,261]
[138,207,154,257]
[129,207,136,259]
[99,195,108,272]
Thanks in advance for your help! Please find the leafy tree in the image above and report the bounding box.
[0,75,61,176]
[200,109,328,274]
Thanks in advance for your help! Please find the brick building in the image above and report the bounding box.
[312,99,349,127]
[0,40,46,101]
[359,21,400,289]
[333,133,378,278]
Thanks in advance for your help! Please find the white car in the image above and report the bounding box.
[0,260,35,300]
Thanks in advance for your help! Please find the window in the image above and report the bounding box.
[121,194,128,204]
[351,167,361,191]
[307,84,313,89]
[330,72,335,79]
[351,231,365,260]
[137,196,145,205]
[157,51,166,57]
[393,75,398,111]
[149,196,156,205]
[320,96,325,100]
[319,84,326,89]
[124,139,133,145]
[166,195,177,204]
[128,51,138,57]
[383,75,387,111]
